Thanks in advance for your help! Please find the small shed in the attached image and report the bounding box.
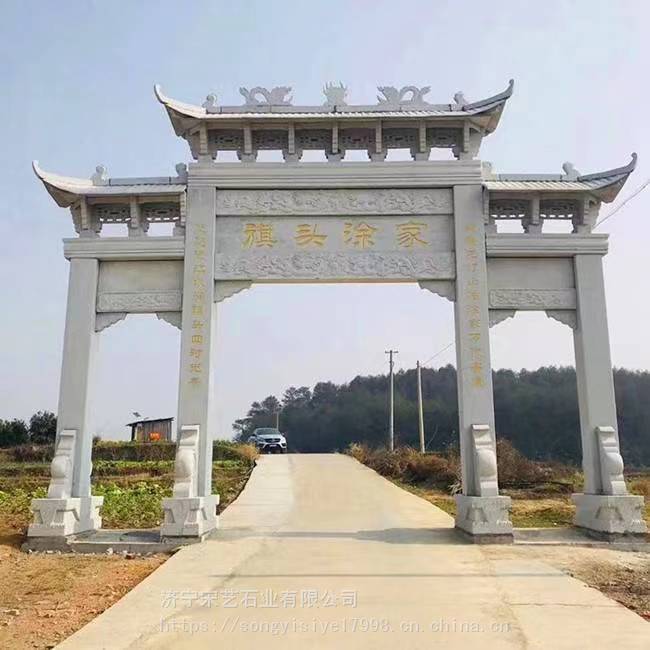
[127,417,174,442]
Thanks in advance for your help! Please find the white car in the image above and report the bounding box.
[248,428,288,453]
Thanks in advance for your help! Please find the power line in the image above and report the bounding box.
[421,341,455,367]
[595,177,650,228]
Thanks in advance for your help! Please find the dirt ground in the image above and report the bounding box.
[0,526,166,649]
[482,544,650,621]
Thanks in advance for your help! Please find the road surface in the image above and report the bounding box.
[58,454,648,649]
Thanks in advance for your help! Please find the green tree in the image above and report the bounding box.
[0,419,29,447]
[29,411,57,445]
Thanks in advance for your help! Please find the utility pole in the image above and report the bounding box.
[417,360,425,453]
[385,350,398,451]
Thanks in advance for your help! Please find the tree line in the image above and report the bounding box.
[0,411,57,447]
[233,366,650,466]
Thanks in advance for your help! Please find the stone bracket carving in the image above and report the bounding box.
[488,289,576,310]
[47,430,76,499]
[489,310,516,328]
[172,425,200,498]
[596,426,627,496]
[156,312,182,329]
[97,291,182,313]
[545,310,577,330]
[95,312,127,332]
[471,424,499,497]
[214,281,253,304]
[418,280,455,302]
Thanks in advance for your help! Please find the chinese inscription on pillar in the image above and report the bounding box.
[188,223,209,386]
[463,223,486,389]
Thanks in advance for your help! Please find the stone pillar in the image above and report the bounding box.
[571,254,646,535]
[166,165,219,536]
[452,185,512,539]
[29,258,103,537]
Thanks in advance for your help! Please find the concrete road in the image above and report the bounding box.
[58,454,648,649]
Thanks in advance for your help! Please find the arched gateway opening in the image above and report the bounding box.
[28,80,645,544]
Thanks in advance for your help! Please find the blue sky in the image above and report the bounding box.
[1,1,649,439]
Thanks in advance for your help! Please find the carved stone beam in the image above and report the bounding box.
[239,124,257,163]
[128,197,148,237]
[198,124,210,162]
[411,120,430,161]
[327,122,343,162]
[173,192,187,236]
[283,122,302,162]
[523,195,542,234]
[78,198,101,239]
[368,120,386,162]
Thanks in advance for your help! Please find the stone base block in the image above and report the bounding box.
[27,496,103,537]
[455,494,513,540]
[572,493,647,535]
[161,495,219,538]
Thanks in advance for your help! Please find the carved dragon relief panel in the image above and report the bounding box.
[97,291,182,313]
[214,252,455,282]
[488,289,576,310]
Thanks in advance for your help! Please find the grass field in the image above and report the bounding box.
[0,442,257,650]
[347,442,650,527]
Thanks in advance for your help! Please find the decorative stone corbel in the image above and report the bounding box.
[418,280,455,302]
[28,430,104,537]
[596,426,627,496]
[471,425,499,497]
[489,310,516,328]
[214,280,252,304]
[156,312,182,329]
[161,425,219,538]
[95,312,127,332]
[545,310,577,330]
[47,430,76,498]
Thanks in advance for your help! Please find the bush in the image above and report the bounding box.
[6,440,258,465]
[347,444,458,489]
[0,419,29,447]
[496,438,550,487]
[93,482,170,528]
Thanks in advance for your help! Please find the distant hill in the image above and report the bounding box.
[233,366,650,466]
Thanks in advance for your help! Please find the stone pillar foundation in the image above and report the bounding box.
[161,495,219,538]
[28,496,103,537]
[455,494,513,541]
[572,493,647,536]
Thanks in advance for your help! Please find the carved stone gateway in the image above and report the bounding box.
[28,81,645,544]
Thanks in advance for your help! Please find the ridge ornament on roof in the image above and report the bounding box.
[154,80,515,162]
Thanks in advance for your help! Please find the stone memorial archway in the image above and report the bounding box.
[28,80,646,542]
